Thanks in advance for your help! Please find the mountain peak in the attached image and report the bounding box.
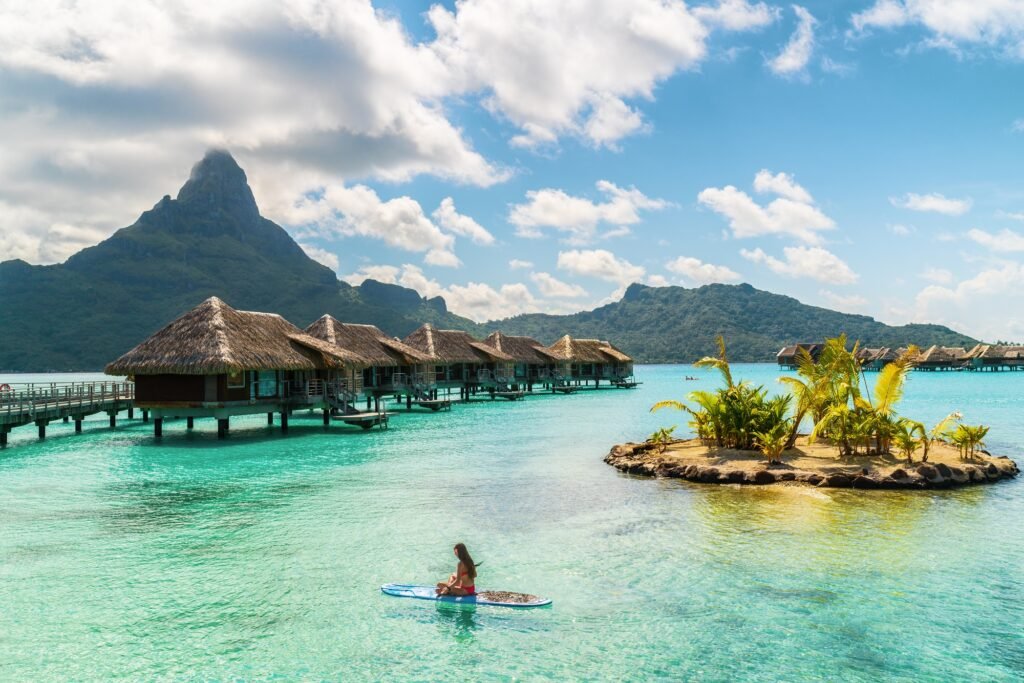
[176,149,259,222]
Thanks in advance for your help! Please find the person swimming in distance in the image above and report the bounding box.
[436,543,477,597]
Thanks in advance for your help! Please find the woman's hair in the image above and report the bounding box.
[454,543,476,581]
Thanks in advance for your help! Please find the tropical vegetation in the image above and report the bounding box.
[651,334,991,464]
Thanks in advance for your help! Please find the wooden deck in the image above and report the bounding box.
[333,411,390,430]
[415,398,453,412]
[0,381,135,446]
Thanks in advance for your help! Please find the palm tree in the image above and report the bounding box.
[694,335,733,388]
[892,420,922,463]
[753,420,790,465]
[921,411,961,462]
[648,426,677,453]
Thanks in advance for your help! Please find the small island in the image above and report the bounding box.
[606,436,1019,488]
[611,336,1020,489]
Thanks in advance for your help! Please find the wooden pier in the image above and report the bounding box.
[0,381,135,447]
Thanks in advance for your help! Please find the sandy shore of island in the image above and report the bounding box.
[605,436,1019,489]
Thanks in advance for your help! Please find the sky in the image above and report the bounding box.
[1,0,1023,340]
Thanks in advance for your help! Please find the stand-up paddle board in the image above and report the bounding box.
[381,583,552,608]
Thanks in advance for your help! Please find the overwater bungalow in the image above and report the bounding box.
[402,324,516,400]
[105,297,380,437]
[483,332,559,390]
[964,344,1024,371]
[856,347,899,370]
[915,345,969,371]
[776,343,822,369]
[545,335,635,388]
[305,316,438,407]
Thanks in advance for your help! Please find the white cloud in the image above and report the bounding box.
[698,169,835,244]
[819,289,868,312]
[342,264,401,286]
[889,223,913,236]
[396,264,540,321]
[530,272,587,298]
[891,192,972,215]
[428,0,713,149]
[289,184,460,267]
[508,259,534,270]
[920,267,953,284]
[509,180,669,243]
[914,261,1024,341]
[665,256,742,284]
[851,1,1024,58]
[768,6,817,78]
[1014,119,1024,132]
[996,210,1024,221]
[967,228,1024,251]
[557,249,646,285]
[432,197,495,246]
[299,243,339,272]
[740,246,859,284]
[694,0,779,31]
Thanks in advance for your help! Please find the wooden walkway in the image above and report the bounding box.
[0,381,135,446]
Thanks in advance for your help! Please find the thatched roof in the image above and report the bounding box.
[966,344,1024,361]
[484,332,558,364]
[106,297,362,375]
[546,335,633,364]
[305,316,432,366]
[917,345,967,363]
[402,324,514,363]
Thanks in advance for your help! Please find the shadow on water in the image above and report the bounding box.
[433,602,479,642]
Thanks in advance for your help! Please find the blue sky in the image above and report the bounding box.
[1,1,1023,339]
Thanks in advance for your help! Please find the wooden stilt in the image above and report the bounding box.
[142,410,149,423]
[323,409,330,426]
[75,419,82,434]
[407,394,412,410]
[63,416,69,423]
[281,412,288,432]
[0,431,6,447]
[37,421,46,439]
[154,418,163,437]
[267,412,274,425]
[109,413,116,428]
[217,418,228,439]
[187,417,194,430]
[128,407,134,419]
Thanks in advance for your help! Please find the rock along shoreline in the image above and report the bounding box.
[605,440,1020,490]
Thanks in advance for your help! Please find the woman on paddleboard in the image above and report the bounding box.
[436,543,476,596]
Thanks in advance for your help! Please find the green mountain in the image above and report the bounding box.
[484,283,977,363]
[0,150,470,372]
[0,150,977,371]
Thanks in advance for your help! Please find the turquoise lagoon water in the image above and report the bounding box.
[1,365,1022,681]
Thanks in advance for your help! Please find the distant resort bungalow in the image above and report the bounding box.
[483,332,559,390]
[304,316,443,409]
[105,297,385,437]
[402,324,519,400]
[545,335,636,389]
[780,340,1024,372]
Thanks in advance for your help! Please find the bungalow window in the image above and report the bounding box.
[256,370,277,398]
[227,369,245,388]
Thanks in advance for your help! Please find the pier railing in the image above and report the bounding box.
[0,381,135,420]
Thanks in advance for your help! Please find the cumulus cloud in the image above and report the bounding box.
[396,264,542,322]
[432,197,495,245]
[428,0,714,149]
[914,261,1024,340]
[819,289,868,312]
[851,1,1024,58]
[299,243,340,272]
[891,192,972,215]
[289,184,461,267]
[889,223,913,236]
[665,256,742,285]
[508,259,533,270]
[509,180,669,243]
[694,0,779,31]
[920,267,953,284]
[740,246,859,284]
[768,6,817,78]
[557,249,646,285]
[530,272,587,298]
[698,169,835,244]
[967,228,1024,251]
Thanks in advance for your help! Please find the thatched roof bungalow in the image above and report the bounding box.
[777,343,822,369]
[484,332,559,383]
[915,345,968,370]
[106,297,362,416]
[403,324,514,385]
[545,335,633,381]
[305,316,433,394]
[965,344,1024,370]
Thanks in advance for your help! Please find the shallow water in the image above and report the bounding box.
[1,365,1022,680]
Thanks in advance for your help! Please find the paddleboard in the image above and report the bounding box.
[381,583,552,608]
